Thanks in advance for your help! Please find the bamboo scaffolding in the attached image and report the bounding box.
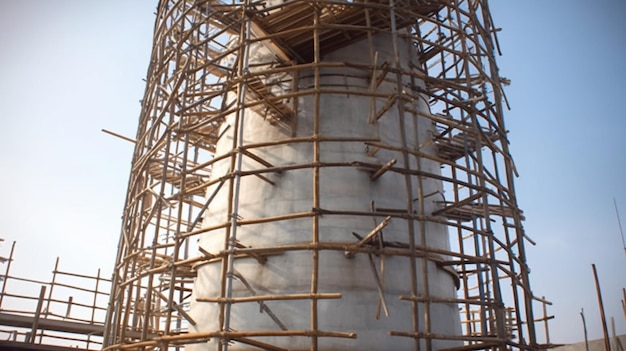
[101,1,551,351]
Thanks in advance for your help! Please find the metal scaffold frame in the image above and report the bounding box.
[103,1,553,350]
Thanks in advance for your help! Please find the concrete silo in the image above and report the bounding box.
[103,1,547,351]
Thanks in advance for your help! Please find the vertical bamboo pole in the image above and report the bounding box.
[310,7,321,351]
[29,285,47,344]
[592,264,611,351]
[0,241,16,309]
[389,1,422,349]
[87,268,102,350]
[44,257,60,318]
[622,288,626,325]
[91,268,101,323]
[611,317,617,351]
[472,0,537,344]
[580,308,589,351]
[542,297,550,344]
[222,3,253,350]
[614,198,626,257]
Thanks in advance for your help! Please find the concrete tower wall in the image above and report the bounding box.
[189,31,461,350]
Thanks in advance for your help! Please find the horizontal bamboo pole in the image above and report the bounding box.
[399,295,499,306]
[389,330,509,344]
[197,292,342,303]
[105,329,357,351]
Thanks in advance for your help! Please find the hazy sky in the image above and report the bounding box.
[0,0,625,345]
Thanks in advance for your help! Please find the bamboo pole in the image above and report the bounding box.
[310,8,321,351]
[580,308,590,351]
[614,198,626,257]
[592,264,611,351]
[197,292,342,303]
[622,288,626,325]
[0,241,16,309]
[29,285,47,344]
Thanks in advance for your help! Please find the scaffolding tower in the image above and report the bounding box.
[102,1,551,350]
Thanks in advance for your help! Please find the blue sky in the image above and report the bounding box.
[0,1,624,345]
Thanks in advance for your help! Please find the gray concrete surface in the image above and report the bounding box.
[188,27,460,351]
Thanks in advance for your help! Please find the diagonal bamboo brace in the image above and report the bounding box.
[345,216,392,258]
[370,159,397,181]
